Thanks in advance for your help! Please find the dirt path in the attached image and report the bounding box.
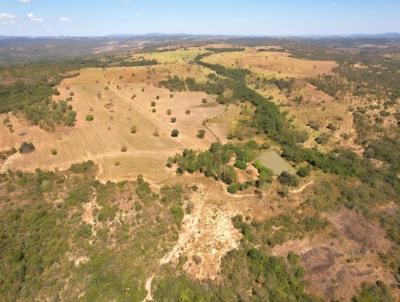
[143,274,155,302]
[290,180,314,194]
[0,152,20,173]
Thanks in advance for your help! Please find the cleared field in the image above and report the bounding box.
[256,150,297,175]
[203,49,337,78]
[0,65,227,182]
[131,48,207,65]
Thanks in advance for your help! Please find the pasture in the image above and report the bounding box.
[0,65,227,182]
[203,49,337,78]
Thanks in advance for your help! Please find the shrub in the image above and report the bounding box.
[131,126,137,134]
[352,281,393,302]
[171,129,180,137]
[151,101,156,107]
[171,117,177,123]
[227,183,241,194]
[51,149,58,156]
[278,172,299,187]
[197,130,206,139]
[307,120,320,130]
[170,205,184,226]
[167,109,172,115]
[297,165,311,178]
[86,115,94,122]
[185,110,191,115]
[18,142,35,154]
[220,166,237,185]
[234,160,247,170]
[278,186,289,197]
[69,161,95,174]
[315,133,330,145]
[121,146,127,152]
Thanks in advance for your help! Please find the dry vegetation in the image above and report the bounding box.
[1,43,399,302]
[203,49,337,78]
[0,64,226,182]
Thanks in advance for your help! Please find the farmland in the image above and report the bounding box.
[0,65,226,182]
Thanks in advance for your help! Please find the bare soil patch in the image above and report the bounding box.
[272,208,398,301]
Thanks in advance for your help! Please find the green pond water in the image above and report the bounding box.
[256,150,297,176]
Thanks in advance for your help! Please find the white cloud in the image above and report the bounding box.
[59,16,70,22]
[18,0,32,3]
[0,13,16,25]
[27,12,43,22]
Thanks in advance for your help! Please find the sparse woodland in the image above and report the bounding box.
[0,39,399,302]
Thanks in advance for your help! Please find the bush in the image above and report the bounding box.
[18,142,35,154]
[86,115,94,122]
[171,129,179,137]
[352,281,394,302]
[220,166,237,185]
[234,160,247,170]
[315,133,330,145]
[130,126,137,134]
[297,165,311,178]
[171,117,177,123]
[170,205,184,226]
[197,130,206,139]
[227,183,241,194]
[278,172,299,187]
[69,160,95,174]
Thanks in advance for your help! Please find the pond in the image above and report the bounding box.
[256,150,297,176]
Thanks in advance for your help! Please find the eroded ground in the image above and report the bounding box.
[273,208,399,301]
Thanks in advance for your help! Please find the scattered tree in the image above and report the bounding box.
[171,129,180,137]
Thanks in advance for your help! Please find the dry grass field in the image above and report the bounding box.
[131,48,207,65]
[203,49,337,78]
[0,64,227,182]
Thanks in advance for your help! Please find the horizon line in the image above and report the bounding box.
[1,32,400,39]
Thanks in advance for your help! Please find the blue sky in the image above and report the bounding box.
[0,0,399,36]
